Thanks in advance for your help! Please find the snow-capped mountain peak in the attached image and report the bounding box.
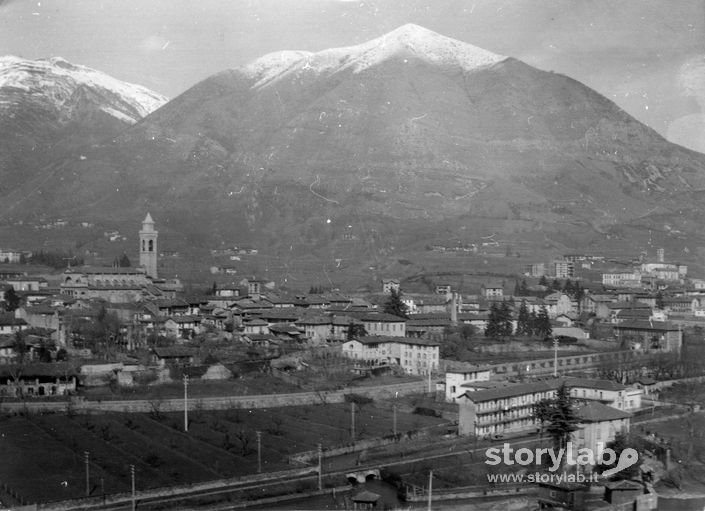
[241,24,506,89]
[0,56,168,123]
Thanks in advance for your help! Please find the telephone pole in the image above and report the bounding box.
[256,431,262,473]
[84,451,90,497]
[351,402,355,443]
[183,374,189,432]
[317,443,323,490]
[130,465,136,511]
[427,469,433,511]
[553,337,559,377]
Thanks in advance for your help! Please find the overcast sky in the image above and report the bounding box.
[1,0,704,151]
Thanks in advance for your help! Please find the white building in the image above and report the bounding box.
[341,336,439,375]
[444,363,492,402]
[602,271,642,288]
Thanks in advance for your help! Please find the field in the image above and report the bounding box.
[0,401,448,505]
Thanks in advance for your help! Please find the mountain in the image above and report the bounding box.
[0,56,167,193]
[3,25,705,261]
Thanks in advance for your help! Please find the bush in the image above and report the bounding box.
[413,407,442,418]
[344,393,373,405]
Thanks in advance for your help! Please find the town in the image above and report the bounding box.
[0,213,704,510]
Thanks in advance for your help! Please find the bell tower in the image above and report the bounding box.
[139,213,158,279]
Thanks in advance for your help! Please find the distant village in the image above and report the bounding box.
[0,213,703,488]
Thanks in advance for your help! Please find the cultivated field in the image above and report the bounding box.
[0,401,447,505]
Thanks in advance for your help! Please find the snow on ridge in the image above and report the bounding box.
[240,50,311,88]
[0,56,168,119]
[242,24,506,89]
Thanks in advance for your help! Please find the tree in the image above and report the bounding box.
[347,321,367,341]
[499,301,513,337]
[4,287,20,312]
[383,288,408,318]
[516,300,531,337]
[551,279,562,291]
[538,276,548,287]
[520,279,529,294]
[12,330,27,364]
[485,302,512,339]
[118,253,131,267]
[534,384,580,451]
[534,306,552,339]
[485,303,501,339]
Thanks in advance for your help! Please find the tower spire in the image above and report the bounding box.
[139,213,158,279]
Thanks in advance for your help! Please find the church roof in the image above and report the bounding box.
[143,212,154,224]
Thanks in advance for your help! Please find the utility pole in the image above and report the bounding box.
[351,402,355,443]
[84,451,90,497]
[553,337,559,377]
[393,404,397,436]
[130,464,136,511]
[317,443,323,490]
[183,374,189,432]
[427,469,433,511]
[256,431,262,473]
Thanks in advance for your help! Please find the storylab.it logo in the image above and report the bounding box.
[485,442,639,477]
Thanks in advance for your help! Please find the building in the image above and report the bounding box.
[481,281,504,299]
[458,377,642,437]
[552,259,575,279]
[573,402,631,458]
[444,363,492,402]
[359,313,406,337]
[613,320,682,352]
[524,263,546,278]
[60,267,152,302]
[341,336,439,375]
[458,380,562,437]
[139,213,158,279]
[564,377,640,410]
[381,279,400,294]
[602,271,641,288]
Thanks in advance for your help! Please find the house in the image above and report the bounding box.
[295,315,332,344]
[443,362,492,402]
[573,401,631,458]
[242,318,270,335]
[564,377,638,410]
[152,346,195,367]
[341,336,439,375]
[543,292,575,317]
[406,315,451,341]
[164,316,203,339]
[382,279,400,294]
[359,313,406,337]
[0,315,27,335]
[537,481,589,511]
[435,284,452,295]
[661,296,697,314]
[613,320,682,352]
[580,294,614,319]
[0,362,78,397]
[329,315,363,342]
[481,281,504,299]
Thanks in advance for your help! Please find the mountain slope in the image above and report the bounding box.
[0,56,167,193]
[3,25,705,255]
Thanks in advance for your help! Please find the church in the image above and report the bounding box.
[60,214,176,302]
